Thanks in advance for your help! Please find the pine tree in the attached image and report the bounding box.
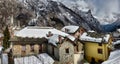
[3,26,10,49]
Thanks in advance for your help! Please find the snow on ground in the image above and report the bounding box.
[113,40,120,45]
[102,50,120,64]
[14,53,54,64]
[15,26,68,38]
[37,53,54,64]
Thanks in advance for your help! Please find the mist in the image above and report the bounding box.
[85,0,120,18]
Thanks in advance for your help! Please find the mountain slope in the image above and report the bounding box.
[101,18,120,32]
[17,0,120,33]
[18,0,102,32]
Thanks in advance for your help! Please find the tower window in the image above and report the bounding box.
[98,48,103,54]
[65,48,69,53]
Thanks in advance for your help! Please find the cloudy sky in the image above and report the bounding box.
[85,0,120,17]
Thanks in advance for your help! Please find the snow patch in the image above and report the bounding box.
[14,53,54,64]
[61,26,79,33]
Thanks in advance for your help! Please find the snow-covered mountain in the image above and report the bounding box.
[52,0,90,12]
[17,0,102,32]
[17,0,120,33]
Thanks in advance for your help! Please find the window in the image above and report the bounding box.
[22,45,26,52]
[52,46,54,56]
[76,45,79,52]
[65,48,69,53]
[98,48,103,54]
[98,43,102,46]
[65,28,69,33]
[31,45,34,52]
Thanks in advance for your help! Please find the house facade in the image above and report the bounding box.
[47,34,84,64]
[10,26,68,57]
[80,31,112,63]
[61,26,85,38]
[9,26,85,64]
[10,37,47,57]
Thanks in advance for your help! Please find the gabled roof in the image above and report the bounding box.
[14,26,68,38]
[80,31,110,43]
[61,25,79,33]
[48,34,76,46]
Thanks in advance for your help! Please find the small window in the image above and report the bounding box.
[98,48,103,54]
[76,45,79,52]
[98,43,102,46]
[22,45,26,52]
[65,28,69,33]
[31,45,34,52]
[65,48,69,53]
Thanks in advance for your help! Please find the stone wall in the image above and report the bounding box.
[34,44,39,54]
[47,44,52,55]
[25,45,31,55]
[59,41,74,64]
[54,47,59,60]
[12,44,43,56]
[12,45,22,56]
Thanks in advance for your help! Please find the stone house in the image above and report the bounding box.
[10,26,68,57]
[61,26,85,38]
[10,37,47,57]
[9,26,84,64]
[80,31,112,63]
[47,34,84,64]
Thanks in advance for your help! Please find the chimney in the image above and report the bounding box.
[58,35,62,43]
[65,28,69,33]
[80,28,85,35]
[47,31,53,37]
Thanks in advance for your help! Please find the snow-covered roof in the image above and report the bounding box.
[15,26,68,38]
[37,53,54,64]
[80,32,110,43]
[80,32,102,42]
[48,34,62,46]
[0,46,3,52]
[48,34,76,46]
[102,50,120,64]
[117,29,120,32]
[113,40,120,45]
[104,34,110,42]
[61,26,79,33]
[0,33,3,38]
[14,53,54,64]
[67,35,76,41]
